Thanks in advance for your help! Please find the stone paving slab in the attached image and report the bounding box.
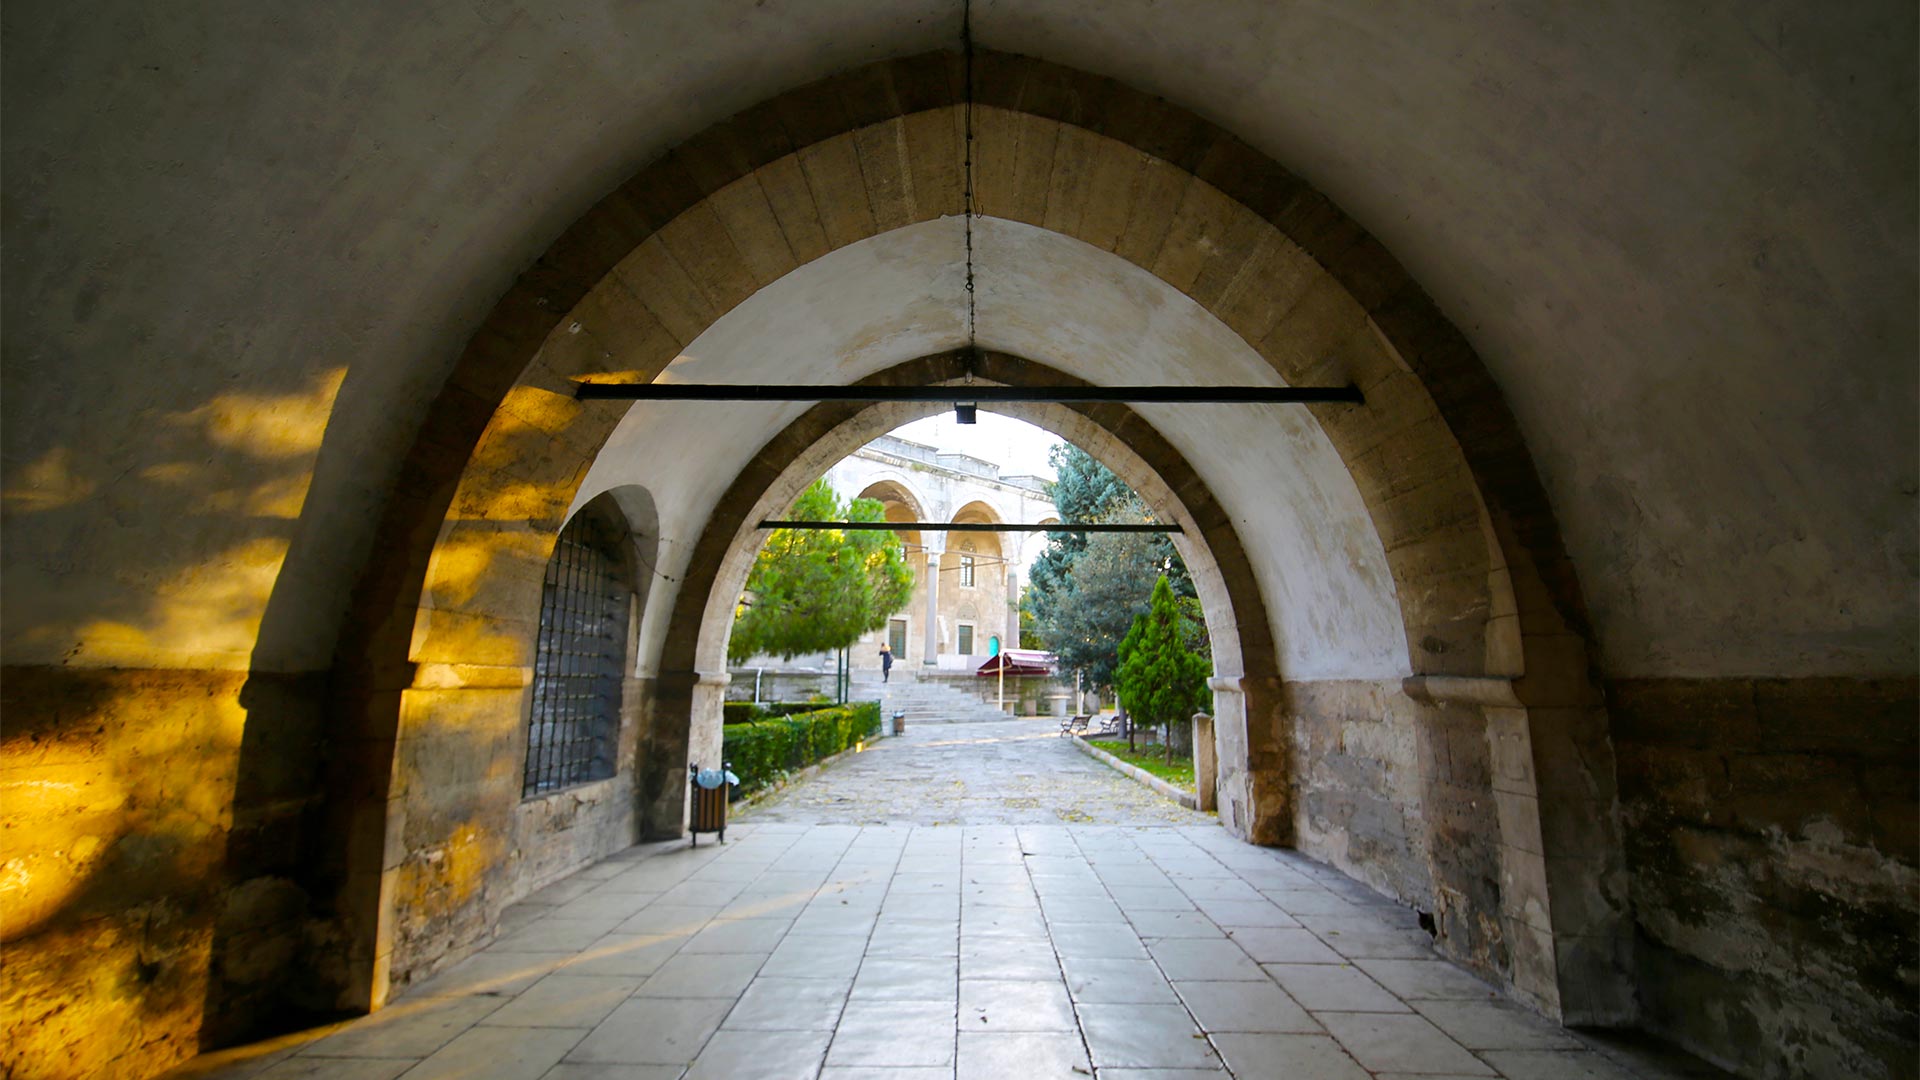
[177,720,1727,1080]
[741,719,1213,825]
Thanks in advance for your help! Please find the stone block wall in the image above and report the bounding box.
[508,678,649,901]
[511,774,638,895]
[0,662,650,1078]
[0,667,325,1079]
[1612,677,1919,1080]
[381,675,648,999]
[1284,679,1510,981]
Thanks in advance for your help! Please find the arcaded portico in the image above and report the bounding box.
[3,7,1913,1080]
[699,429,1060,680]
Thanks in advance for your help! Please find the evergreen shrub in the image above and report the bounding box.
[721,701,881,800]
[723,700,833,727]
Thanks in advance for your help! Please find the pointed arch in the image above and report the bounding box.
[325,50,1622,1025]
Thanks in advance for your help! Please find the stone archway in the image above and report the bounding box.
[326,49,1625,1026]
[642,356,1275,854]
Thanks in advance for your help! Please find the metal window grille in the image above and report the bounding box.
[957,623,974,656]
[888,618,908,659]
[523,517,628,798]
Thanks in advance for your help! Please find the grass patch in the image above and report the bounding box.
[1086,739,1194,789]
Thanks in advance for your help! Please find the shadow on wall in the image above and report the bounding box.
[0,667,329,1073]
[3,368,349,668]
[0,366,368,1074]
[0,358,568,1073]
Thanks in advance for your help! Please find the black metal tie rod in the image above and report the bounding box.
[574,383,1362,405]
[759,520,1183,534]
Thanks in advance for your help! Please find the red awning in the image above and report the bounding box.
[976,649,1055,676]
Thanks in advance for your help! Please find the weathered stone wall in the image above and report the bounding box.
[0,662,646,1080]
[1612,677,1919,1080]
[383,674,648,999]
[502,676,648,929]
[0,667,324,1080]
[1288,680,1431,903]
[1284,678,1509,982]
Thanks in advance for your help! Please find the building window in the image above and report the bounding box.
[888,618,907,659]
[957,623,974,656]
[523,511,630,798]
[959,553,975,587]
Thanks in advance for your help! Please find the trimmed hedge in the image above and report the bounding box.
[723,700,838,726]
[722,701,881,800]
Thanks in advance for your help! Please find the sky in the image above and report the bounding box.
[888,409,1067,480]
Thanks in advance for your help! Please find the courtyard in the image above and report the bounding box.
[179,722,1718,1080]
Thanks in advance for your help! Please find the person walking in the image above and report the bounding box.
[878,641,894,682]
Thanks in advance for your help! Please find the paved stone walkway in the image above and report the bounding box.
[741,718,1211,826]
[185,725,1718,1080]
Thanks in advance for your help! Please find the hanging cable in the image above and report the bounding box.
[962,0,977,355]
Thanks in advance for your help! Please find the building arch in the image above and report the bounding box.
[949,497,1008,526]
[849,474,930,522]
[329,50,1617,1023]
[944,500,1006,612]
[851,479,928,554]
[1020,516,1064,568]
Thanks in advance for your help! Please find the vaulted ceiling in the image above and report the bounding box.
[4,1,1913,679]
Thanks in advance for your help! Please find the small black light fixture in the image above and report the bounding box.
[954,402,978,424]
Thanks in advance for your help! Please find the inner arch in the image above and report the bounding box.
[577,216,1410,681]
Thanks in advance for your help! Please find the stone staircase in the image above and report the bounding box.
[850,670,1019,725]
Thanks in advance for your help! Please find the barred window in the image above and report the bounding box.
[523,511,631,797]
[959,553,976,587]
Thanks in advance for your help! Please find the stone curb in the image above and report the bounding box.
[1071,735,1199,810]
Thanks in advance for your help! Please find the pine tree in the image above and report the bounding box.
[1114,575,1211,762]
[1025,444,1197,698]
[727,480,915,664]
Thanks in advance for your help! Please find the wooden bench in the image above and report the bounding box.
[1058,714,1092,737]
[1090,712,1129,740]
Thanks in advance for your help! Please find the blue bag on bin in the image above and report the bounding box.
[694,767,738,789]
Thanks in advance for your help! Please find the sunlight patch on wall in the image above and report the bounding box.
[0,769,125,940]
[71,537,290,668]
[166,367,347,459]
[421,527,553,612]
[0,447,97,513]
